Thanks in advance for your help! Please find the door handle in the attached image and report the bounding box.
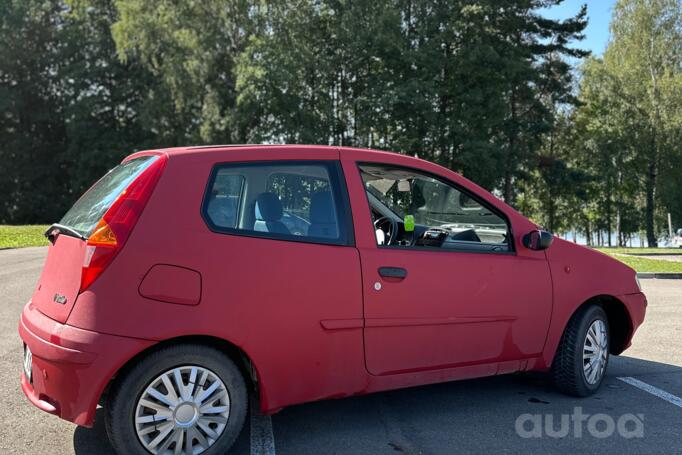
[378,267,407,279]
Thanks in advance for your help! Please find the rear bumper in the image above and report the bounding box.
[18,301,154,427]
[618,291,647,352]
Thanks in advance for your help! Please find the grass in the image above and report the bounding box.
[596,251,682,273]
[0,225,49,249]
[595,247,682,255]
[594,246,682,272]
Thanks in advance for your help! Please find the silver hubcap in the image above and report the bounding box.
[583,319,608,385]
[135,365,230,455]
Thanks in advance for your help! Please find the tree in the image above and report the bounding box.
[604,0,682,246]
[61,0,158,196]
[572,57,642,246]
[490,0,588,204]
[236,0,587,195]
[516,112,592,235]
[0,0,593,223]
[0,0,165,223]
[0,0,68,223]
[112,0,252,145]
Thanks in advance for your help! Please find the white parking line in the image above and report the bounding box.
[250,395,276,455]
[618,376,682,408]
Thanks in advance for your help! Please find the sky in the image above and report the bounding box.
[540,0,618,56]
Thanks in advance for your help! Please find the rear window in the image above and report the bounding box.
[59,156,159,236]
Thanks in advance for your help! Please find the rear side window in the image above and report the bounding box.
[60,156,159,236]
[203,161,352,245]
[260,173,331,236]
[206,174,244,229]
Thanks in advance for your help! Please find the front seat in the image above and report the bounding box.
[255,192,290,235]
[308,191,337,239]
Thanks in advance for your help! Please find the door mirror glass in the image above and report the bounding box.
[523,230,553,251]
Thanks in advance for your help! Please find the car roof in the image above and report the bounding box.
[127,144,412,162]
[124,144,520,222]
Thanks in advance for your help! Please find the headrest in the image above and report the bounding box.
[256,192,283,221]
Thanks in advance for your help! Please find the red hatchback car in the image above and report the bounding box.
[19,145,646,454]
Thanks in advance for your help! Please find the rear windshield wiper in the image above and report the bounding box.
[45,223,87,243]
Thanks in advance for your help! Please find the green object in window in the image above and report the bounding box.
[404,214,415,232]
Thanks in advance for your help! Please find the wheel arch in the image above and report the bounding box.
[567,294,633,356]
[99,334,262,409]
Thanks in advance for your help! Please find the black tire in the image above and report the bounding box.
[551,305,610,397]
[105,344,247,455]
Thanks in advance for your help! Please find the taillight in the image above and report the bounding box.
[80,155,167,292]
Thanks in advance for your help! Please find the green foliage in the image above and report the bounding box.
[62,0,158,195]
[599,0,682,246]
[519,0,682,246]
[236,0,587,195]
[112,0,251,144]
[0,0,69,223]
[0,0,158,223]
[0,0,680,248]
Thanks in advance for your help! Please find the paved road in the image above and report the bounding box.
[1,247,681,454]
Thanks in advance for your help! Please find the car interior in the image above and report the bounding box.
[206,164,340,240]
[205,162,510,252]
[359,164,511,252]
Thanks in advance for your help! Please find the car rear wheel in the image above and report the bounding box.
[551,305,610,397]
[105,344,247,455]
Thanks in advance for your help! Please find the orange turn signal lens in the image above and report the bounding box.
[87,219,118,246]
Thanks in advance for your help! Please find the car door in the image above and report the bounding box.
[197,152,368,409]
[341,151,552,376]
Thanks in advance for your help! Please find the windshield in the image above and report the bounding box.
[59,156,158,236]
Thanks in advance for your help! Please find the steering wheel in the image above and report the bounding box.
[374,216,397,245]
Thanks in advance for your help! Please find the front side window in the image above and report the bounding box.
[359,164,511,252]
[204,161,350,245]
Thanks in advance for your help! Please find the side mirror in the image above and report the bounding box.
[523,230,553,251]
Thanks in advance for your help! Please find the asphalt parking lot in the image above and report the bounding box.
[1,247,681,454]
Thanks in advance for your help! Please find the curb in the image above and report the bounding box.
[637,272,682,280]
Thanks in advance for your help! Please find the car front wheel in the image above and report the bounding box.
[105,344,247,455]
[551,304,610,397]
